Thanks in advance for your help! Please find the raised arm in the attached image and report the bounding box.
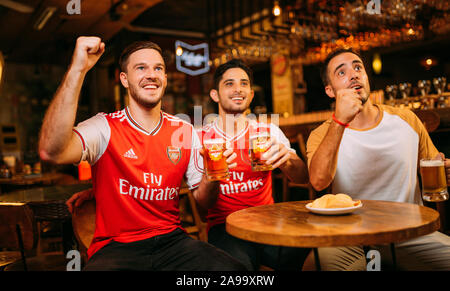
[308,88,362,191]
[39,36,105,164]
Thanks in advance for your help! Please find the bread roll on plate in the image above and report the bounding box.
[310,193,361,209]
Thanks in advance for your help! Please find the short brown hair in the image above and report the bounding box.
[119,41,164,72]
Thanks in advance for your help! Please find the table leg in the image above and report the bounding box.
[390,243,397,270]
[313,248,321,271]
[276,246,282,270]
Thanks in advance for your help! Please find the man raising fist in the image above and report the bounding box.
[39,37,245,271]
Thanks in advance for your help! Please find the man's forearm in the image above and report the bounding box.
[279,153,309,184]
[309,122,345,191]
[192,175,221,210]
[39,68,86,161]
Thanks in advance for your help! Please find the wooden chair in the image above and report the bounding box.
[179,187,207,242]
[281,133,315,202]
[71,190,96,265]
[0,202,67,271]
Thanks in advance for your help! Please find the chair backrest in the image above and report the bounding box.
[71,190,96,251]
[296,133,308,162]
[0,203,37,251]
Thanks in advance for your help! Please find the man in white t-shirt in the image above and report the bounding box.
[304,47,450,270]
[38,37,245,271]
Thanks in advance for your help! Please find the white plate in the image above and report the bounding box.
[305,202,363,215]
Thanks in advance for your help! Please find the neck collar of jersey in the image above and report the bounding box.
[125,107,164,136]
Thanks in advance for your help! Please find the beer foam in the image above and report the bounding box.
[420,160,444,167]
[203,138,225,144]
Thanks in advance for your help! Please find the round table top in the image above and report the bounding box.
[226,200,440,248]
[0,183,92,204]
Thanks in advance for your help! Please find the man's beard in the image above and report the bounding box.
[360,92,369,105]
[128,83,164,109]
[219,97,249,115]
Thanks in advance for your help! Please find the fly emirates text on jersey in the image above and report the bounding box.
[118,172,180,201]
[220,171,264,195]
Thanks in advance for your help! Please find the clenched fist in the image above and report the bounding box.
[334,88,364,124]
[70,36,105,73]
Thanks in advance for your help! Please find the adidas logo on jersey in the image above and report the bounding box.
[123,148,138,159]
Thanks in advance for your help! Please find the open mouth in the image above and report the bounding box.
[350,83,363,91]
[143,84,159,89]
[231,95,245,102]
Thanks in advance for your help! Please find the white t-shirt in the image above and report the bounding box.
[307,104,439,204]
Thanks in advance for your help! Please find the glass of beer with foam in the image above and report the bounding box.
[203,138,230,181]
[249,124,272,171]
[420,158,448,202]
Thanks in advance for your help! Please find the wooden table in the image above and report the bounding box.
[0,183,92,205]
[226,200,440,270]
[0,172,70,193]
[0,183,92,229]
[0,172,67,186]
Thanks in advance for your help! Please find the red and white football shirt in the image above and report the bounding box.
[73,107,203,258]
[198,120,294,231]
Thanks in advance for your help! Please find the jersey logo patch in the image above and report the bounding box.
[167,146,181,165]
[123,148,138,159]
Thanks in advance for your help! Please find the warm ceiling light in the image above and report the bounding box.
[420,57,438,70]
[272,1,281,16]
[407,28,415,35]
[175,45,183,56]
[372,53,382,74]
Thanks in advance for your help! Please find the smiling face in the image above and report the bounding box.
[211,67,254,115]
[325,52,371,104]
[120,48,167,108]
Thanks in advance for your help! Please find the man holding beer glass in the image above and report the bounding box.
[38,37,245,271]
[199,59,310,270]
[305,48,450,270]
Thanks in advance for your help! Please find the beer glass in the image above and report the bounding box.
[203,138,229,181]
[249,125,272,171]
[420,158,449,202]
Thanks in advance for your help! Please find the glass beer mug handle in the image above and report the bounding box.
[240,148,252,166]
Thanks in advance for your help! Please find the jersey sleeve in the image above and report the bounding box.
[381,105,439,160]
[407,111,439,160]
[270,123,296,153]
[72,113,110,165]
[185,127,204,190]
[306,120,332,169]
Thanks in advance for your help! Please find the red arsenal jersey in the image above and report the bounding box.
[73,108,203,258]
[198,120,294,231]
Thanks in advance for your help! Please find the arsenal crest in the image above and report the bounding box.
[167,146,181,165]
